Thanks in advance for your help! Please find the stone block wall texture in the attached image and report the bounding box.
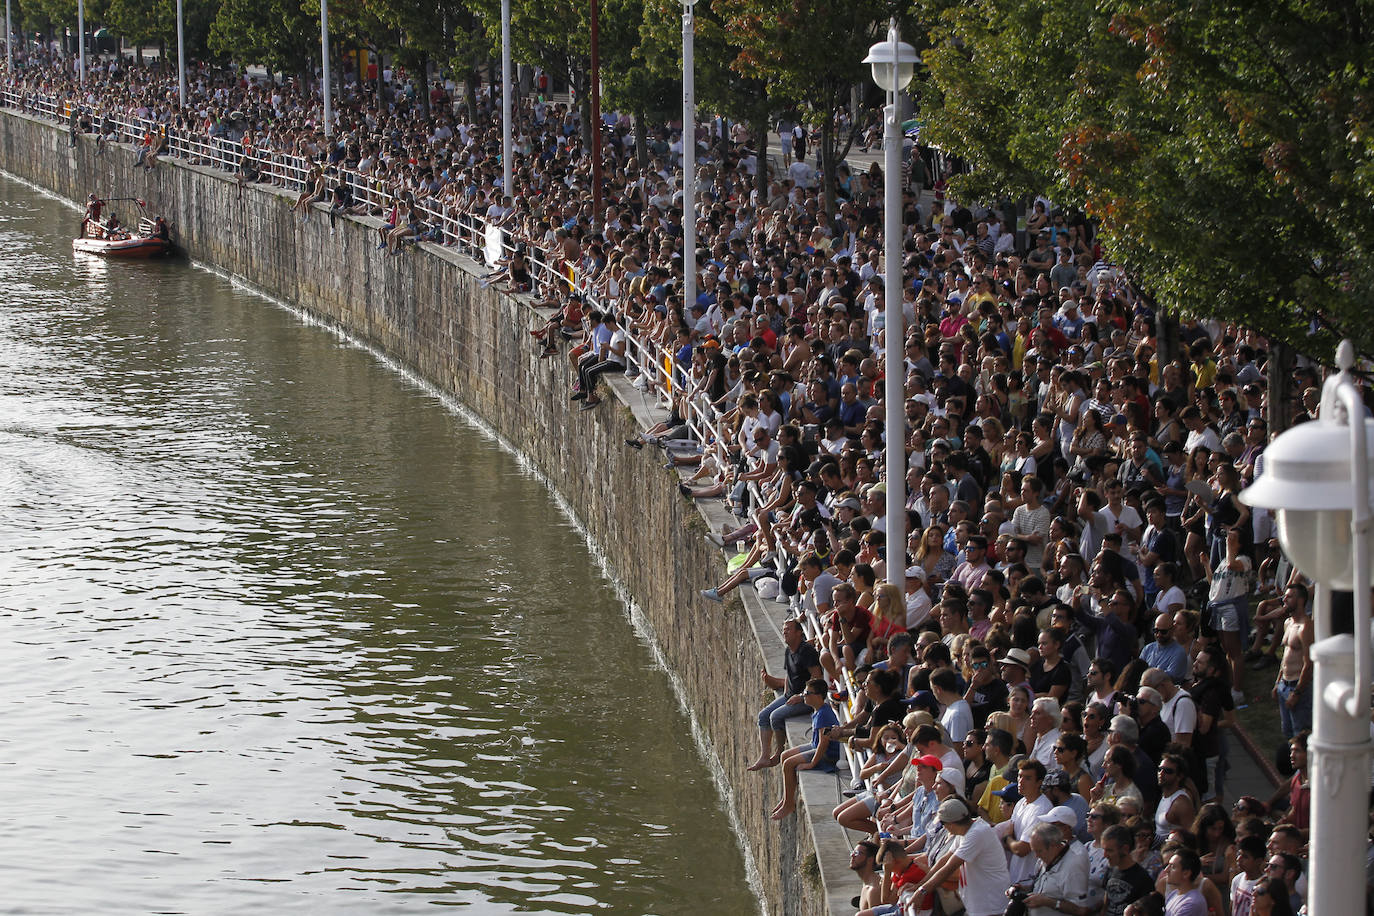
[0,111,829,916]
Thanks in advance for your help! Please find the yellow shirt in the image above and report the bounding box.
[1192,358,1218,390]
[977,772,1011,825]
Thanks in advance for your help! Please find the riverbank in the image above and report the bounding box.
[0,109,850,914]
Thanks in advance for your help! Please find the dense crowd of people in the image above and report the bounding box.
[7,47,1365,916]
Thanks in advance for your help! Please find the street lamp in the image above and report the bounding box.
[76,0,84,85]
[501,0,512,196]
[1240,339,1374,916]
[681,0,698,315]
[176,0,185,107]
[320,0,332,137]
[863,22,918,590]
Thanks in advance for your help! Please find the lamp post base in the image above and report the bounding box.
[1309,632,1372,916]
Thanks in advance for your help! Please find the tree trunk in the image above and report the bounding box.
[1266,340,1295,433]
[574,65,592,153]
[1155,306,1180,371]
[416,53,430,121]
[820,115,835,215]
[752,109,769,204]
[634,103,648,172]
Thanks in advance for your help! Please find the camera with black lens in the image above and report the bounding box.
[1003,886,1030,916]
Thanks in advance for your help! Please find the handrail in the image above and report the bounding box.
[3,83,728,469]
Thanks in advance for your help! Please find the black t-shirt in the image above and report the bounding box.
[1191,675,1234,759]
[1103,863,1155,916]
[868,697,905,735]
[1029,658,1072,698]
[968,677,1009,727]
[1139,716,1171,761]
[784,641,822,696]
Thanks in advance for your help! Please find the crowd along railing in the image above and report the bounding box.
[1,84,732,469]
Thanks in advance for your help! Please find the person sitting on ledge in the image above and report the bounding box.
[569,312,625,410]
[769,677,841,820]
[750,617,824,770]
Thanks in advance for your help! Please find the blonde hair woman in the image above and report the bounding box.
[865,583,907,663]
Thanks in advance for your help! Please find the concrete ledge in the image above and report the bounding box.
[0,109,844,914]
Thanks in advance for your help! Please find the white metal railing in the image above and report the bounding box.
[4,83,736,482]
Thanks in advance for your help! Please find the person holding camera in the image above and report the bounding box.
[1015,820,1090,915]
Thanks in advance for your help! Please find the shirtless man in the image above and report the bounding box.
[1272,582,1313,739]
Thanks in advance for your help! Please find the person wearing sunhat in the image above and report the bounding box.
[998,647,1034,692]
[903,565,934,628]
[1021,812,1091,916]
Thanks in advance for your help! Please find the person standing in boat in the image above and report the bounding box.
[81,194,103,237]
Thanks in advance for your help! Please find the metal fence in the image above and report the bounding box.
[2,86,730,476]
[3,82,890,806]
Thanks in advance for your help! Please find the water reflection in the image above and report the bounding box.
[0,176,754,914]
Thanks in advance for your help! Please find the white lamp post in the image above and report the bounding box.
[1240,340,1374,916]
[681,0,697,314]
[176,0,185,107]
[6,0,13,76]
[863,23,917,590]
[500,0,512,196]
[320,0,332,137]
[76,0,84,85]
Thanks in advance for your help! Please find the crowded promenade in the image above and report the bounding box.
[7,48,1354,916]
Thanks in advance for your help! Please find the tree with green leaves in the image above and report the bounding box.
[637,0,775,199]
[716,0,915,212]
[918,0,1374,361]
[209,0,316,81]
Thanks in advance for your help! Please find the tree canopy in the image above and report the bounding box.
[29,0,1374,358]
[919,0,1374,360]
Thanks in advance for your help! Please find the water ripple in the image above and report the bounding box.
[0,175,753,914]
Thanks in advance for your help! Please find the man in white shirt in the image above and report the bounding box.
[932,668,972,747]
[1142,668,1196,747]
[1030,697,1065,771]
[913,797,1010,916]
[1181,406,1222,454]
[1098,479,1143,544]
[1023,819,1090,916]
[904,565,933,628]
[1000,759,1053,886]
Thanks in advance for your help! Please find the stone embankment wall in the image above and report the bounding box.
[0,111,844,915]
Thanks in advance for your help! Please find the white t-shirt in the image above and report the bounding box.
[941,699,973,744]
[1009,794,1053,885]
[1098,504,1143,539]
[810,572,840,613]
[954,818,1012,916]
[906,587,933,628]
[1154,585,1187,615]
[1160,690,1197,739]
[1184,426,1222,454]
[1230,870,1258,916]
